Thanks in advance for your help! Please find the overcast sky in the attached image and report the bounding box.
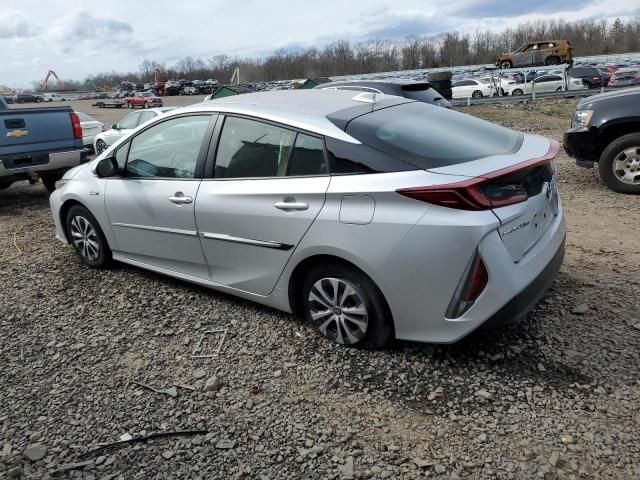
[1,0,637,88]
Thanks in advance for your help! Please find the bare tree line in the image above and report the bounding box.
[42,16,640,90]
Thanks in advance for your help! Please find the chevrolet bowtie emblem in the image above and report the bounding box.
[7,130,28,138]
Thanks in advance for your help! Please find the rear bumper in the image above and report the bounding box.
[0,148,88,178]
[480,238,564,329]
[563,128,599,167]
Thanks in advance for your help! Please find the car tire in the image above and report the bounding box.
[598,133,640,194]
[41,173,61,193]
[500,61,512,69]
[301,263,393,349]
[556,87,563,92]
[144,102,149,108]
[65,205,112,268]
[95,139,108,155]
[427,71,452,82]
[545,56,560,66]
[471,90,483,98]
[511,88,524,96]
[128,102,133,109]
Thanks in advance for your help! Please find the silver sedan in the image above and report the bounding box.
[50,90,565,348]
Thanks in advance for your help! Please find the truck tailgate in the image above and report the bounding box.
[0,107,80,155]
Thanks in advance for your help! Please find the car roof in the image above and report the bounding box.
[180,90,412,143]
[319,79,426,86]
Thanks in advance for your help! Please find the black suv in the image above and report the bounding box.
[564,87,640,193]
[569,66,609,88]
[315,80,452,109]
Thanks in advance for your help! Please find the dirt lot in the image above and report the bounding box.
[1,98,639,479]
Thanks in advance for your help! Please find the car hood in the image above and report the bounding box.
[576,86,640,109]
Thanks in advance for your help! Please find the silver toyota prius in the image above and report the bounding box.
[50,90,566,348]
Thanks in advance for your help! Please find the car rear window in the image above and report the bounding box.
[346,102,523,169]
[400,84,438,103]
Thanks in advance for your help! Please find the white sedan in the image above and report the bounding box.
[505,75,585,95]
[93,107,175,155]
[75,112,104,149]
[451,79,494,99]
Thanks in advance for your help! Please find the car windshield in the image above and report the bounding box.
[141,92,152,97]
[346,102,523,169]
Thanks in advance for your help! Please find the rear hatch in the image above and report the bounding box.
[344,101,560,262]
[0,106,80,155]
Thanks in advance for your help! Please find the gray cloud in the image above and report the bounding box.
[449,0,595,18]
[47,10,134,51]
[0,10,40,38]
[356,8,451,40]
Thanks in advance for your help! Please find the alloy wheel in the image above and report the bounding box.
[96,140,107,154]
[70,215,100,261]
[613,147,640,185]
[308,277,368,345]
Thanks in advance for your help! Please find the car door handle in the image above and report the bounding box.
[168,193,193,204]
[273,201,309,211]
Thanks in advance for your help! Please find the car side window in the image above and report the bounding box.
[125,115,211,179]
[118,112,140,130]
[287,134,327,176]
[214,116,295,179]
[137,111,155,125]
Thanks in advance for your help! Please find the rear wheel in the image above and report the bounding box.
[471,90,483,98]
[65,205,112,268]
[144,102,149,108]
[128,102,133,109]
[41,173,62,193]
[599,133,640,194]
[301,263,392,349]
[545,56,560,66]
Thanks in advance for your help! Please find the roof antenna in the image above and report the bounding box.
[352,92,378,106]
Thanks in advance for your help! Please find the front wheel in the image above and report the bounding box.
[301,263,393,349]
[500,61,512,69]
[66,205,112,267]
[599,133,640,194]
[95,139,108,155]
[511,88,524,96]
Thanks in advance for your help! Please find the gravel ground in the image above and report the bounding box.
[1,98,639,479]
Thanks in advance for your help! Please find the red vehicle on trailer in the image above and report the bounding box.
[124,92,163,109]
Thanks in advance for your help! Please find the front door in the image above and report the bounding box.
[195,115,330,295]
[104,113,216,279]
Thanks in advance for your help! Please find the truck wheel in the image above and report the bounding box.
[599,133,640,194]
[66,205,112,268]
[41,173,62,193]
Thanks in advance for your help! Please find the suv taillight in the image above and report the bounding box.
[397,141,559,211]
[70,112,83,139]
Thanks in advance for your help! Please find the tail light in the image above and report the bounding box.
[446,251,489,318]
[70,112,83,139]
[397,141,559,211]
[592,76,600,80]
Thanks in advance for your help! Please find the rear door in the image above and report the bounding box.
[195,115,330,295]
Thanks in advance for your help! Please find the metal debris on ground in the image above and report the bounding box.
[131,381,178,398]
[78,430,208,458]
[191,328,228,358]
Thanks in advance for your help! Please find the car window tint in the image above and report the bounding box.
[325,137,414,174]
[287,134,327,176]
[346,101,523,169]
[118,113,140,130]
[125,115,211,179]
[214,116,295,178]
[137,111,156,125]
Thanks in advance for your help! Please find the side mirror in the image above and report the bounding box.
[96,156,117,178]
[111,124,118,130]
